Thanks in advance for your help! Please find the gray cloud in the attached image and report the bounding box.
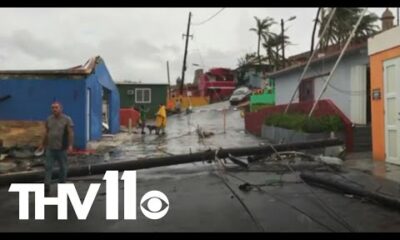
[0,7,392,84]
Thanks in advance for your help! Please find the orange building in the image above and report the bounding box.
[369,23,400,163]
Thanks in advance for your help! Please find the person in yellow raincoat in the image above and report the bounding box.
[155,103,167,135]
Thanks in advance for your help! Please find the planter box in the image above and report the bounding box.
[261,125,344,144]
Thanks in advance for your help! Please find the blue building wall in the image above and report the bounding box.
[86,74,102,142]
[0,57,121,149]
[85,60,120,141]
[0,77,87,148]
[93,60,120,134]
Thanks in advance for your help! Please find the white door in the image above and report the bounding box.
[350,65,367,124]
[384,57,400,164]
[86,89,91,142]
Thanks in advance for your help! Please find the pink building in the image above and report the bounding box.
[198,68,236,103]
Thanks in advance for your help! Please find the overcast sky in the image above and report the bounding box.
[0,7,396,84]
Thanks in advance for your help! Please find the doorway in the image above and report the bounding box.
[86,88,91,142]
[299,78,314,102]
[384,57,400,164]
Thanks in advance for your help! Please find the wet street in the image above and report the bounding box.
[1,102,400,232]
[110,101,265,160]
[0,101,262,172]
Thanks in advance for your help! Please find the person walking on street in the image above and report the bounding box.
[155,103,167,135]
[37,101,74,196]
[139,105,149,134]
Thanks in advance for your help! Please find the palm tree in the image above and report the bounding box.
[237,52,257,68]
[318,8,380,49]
[262,34,278,68]
[249,16,276,64]
[262,33,291,70]
[355,13,380,39]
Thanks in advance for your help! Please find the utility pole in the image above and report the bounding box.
[166,61,171,99]
[310,8,322,55]
[281,19,285,68]
[180,12,193,95]
[397,7,399,26]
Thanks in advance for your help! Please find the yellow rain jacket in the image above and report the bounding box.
[155,105,167,128]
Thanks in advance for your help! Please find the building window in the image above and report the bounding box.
[135,88,151,103]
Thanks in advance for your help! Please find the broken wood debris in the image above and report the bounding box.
[196,125,215,138]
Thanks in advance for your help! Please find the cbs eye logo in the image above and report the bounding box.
[140,190,170,220]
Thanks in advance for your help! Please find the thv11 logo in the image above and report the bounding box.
[9,171,169,220]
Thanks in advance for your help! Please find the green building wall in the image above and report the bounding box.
[117,83,168,118]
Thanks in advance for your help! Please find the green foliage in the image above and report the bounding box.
[318,8,380,48]
[320,115,344,132]
[250,16,276,61]
[264,113,344,133]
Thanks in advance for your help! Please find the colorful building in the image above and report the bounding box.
[249,78,276,112]
[0,56,120,149]
[198,68,236,103]
[117,82,168,117]
[368,24,400,163]
[269,41,370,125]
[246,38,376,152]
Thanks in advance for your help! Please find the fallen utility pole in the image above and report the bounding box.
[228,154,248,169]
[300,172,400,211]
[0,139,342,186]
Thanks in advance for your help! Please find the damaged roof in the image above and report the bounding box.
[0,56,102,77]
[116,82,169,86]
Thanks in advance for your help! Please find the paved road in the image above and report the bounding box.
[1,102,400,232]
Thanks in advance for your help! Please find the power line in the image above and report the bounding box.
[307,68,367,96]
[191,8,225,26]
[306,63,367,96]
[210,146,265,232]
[267,143,356,232]
[222,171,336,232]
[191,38,207,68]
[327,81,366,96]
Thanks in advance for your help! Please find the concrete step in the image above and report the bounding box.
[354,132,371,136]
[353,137,372,142]
[353,147,372,152]
[353,125,372,152]
[353,143,372,151]
[354,131,372,136]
